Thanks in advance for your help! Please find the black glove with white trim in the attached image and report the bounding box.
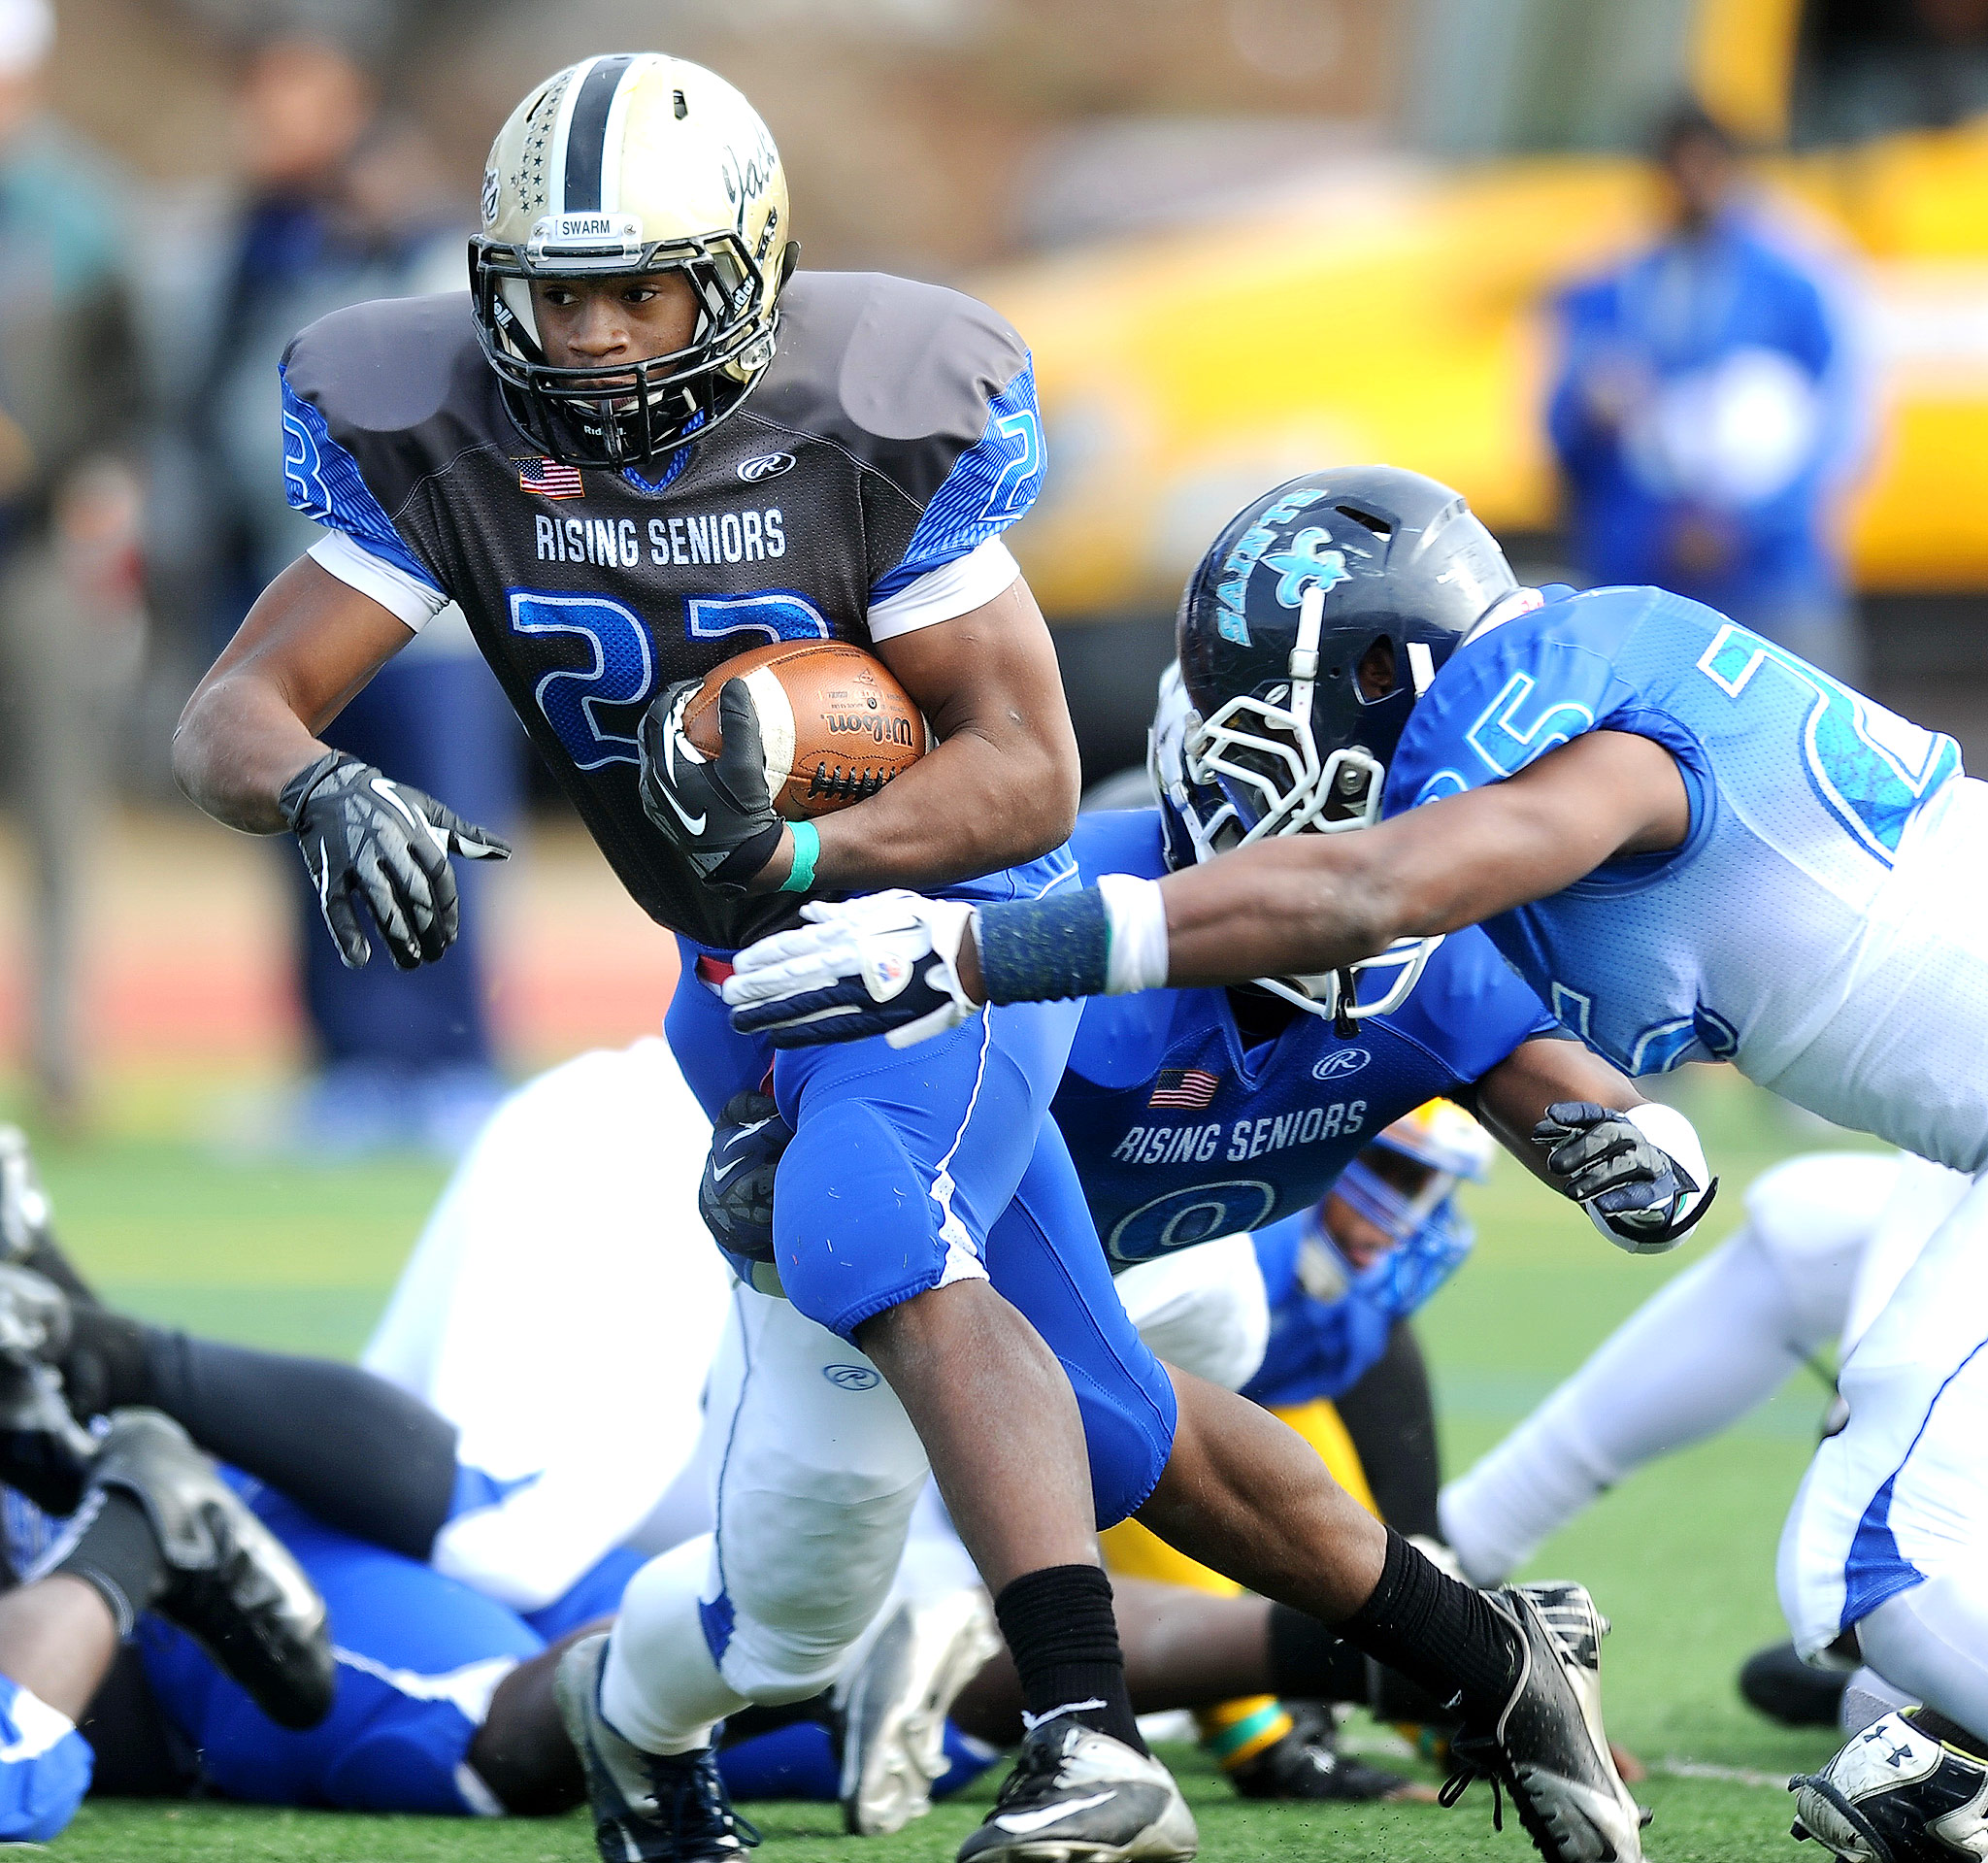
[1532,1100,1717,1255]
[637,679,784,895]
[699,1090,791,1267]
[279,751,510,971]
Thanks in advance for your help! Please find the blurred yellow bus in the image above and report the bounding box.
[988,0,1988,662]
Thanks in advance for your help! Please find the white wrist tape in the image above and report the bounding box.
[1097,874,1171,995]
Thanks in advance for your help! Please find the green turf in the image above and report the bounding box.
[7,1066,1875,1857]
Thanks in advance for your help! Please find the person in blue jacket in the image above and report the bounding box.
[1546,102,1871,681]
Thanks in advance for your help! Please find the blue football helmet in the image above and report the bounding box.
[1156,465,1529,1023]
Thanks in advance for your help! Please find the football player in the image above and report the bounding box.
[168,50,1195,1863]
[731,462,1988,1860]
[712,636,1737,1860]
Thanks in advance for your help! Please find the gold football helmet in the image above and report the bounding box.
[472,53,796,465]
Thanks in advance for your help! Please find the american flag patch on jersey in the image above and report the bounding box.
[517,457,585,499]
[1148,1067,1221,1110]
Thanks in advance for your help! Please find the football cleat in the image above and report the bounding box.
[957,1719,1198,1863]
[0,1126,94,1303]
[555,1633,761,1863]
[1741,1640,1851,1728]
[831,1586,1001,1835]
[0,1261,92,1513]
[1791,1709,1988,1861]
[88,1409,334,1729]
[1228,1708,1433,1803]
[1441,1580,1645,1863]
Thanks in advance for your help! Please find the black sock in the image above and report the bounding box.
[1334,1321,1441,1540]
[59,1308,153,1418]
[141,1332,459,1561]
[994,1565,1146,1753]
[1910,1706,1988,1761]
[1265,1603,1370,1702]
[1339,1528,1520,1721]
[50,1489,167,1638]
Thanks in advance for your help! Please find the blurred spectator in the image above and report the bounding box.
[1545,102,1872,682]
[0,0,148,1125]
[184,29,520,1156]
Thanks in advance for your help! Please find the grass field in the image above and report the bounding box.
[4,1064,1875,1860]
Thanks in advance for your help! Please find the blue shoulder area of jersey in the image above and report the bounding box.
[1379,924,1558,1076]
[1384,583,1713,861]
[1068,808,1170,886]
[279,365,444,591]
[868,357,1045,603]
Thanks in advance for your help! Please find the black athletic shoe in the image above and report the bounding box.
[1792,1709,1988,1861]
[555,1633,761,1863]
[1441,1581,1645,1863]
[957,1719,1198,1863]
[1229,1709,1432,1803]
[1741,1641,1851,1728]
[89,1409,334,1729]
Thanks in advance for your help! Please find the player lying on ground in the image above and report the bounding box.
[173,52,1666,1863]
[0,1086,1460,1836]
[728,462,1988,1862]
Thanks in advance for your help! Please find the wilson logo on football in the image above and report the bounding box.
[737,451,797,482]
[1312,1048,1372,1080]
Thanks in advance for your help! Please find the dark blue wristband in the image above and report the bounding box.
[975,888,1110,1005]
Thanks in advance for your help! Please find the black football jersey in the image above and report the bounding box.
[278,271,1045,949]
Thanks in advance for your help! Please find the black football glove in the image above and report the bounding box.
[638,679,784,896]
[279,751,511,972]
[1532,1100,1717,1254]
[700,1090,793,1277]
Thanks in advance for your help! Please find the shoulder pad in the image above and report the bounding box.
[749,271,1030,506]
[282,292,484,451]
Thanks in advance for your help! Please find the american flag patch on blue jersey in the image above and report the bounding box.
[518,457,585,499]
[1148,1067,1221,1110]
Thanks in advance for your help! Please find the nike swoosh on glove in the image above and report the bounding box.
[699,1090,792,1267]
[637,679,785,895]
[1532,1100,1717,1255]
[279,751,510,971]
[722,892,979,1048]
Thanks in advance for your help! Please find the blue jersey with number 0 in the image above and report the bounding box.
[1053,812,1554,1265]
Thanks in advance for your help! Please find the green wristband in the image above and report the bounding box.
[779,819,820,893]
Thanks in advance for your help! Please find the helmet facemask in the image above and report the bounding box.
[1157,586,1441,1029]
[472,225,786,468]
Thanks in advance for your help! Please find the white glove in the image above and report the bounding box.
[723,891,980,1049]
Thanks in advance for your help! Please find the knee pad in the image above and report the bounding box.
[775,1100,979,1341]
[716,1475,925,1701]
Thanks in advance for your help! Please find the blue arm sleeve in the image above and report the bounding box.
[869,359,1045,603]
[280,367,445,592]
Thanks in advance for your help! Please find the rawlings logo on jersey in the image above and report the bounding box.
[737,451,796,482]
[1312,1048,1372,1079]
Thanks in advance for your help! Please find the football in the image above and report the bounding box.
[680,640,934,819]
